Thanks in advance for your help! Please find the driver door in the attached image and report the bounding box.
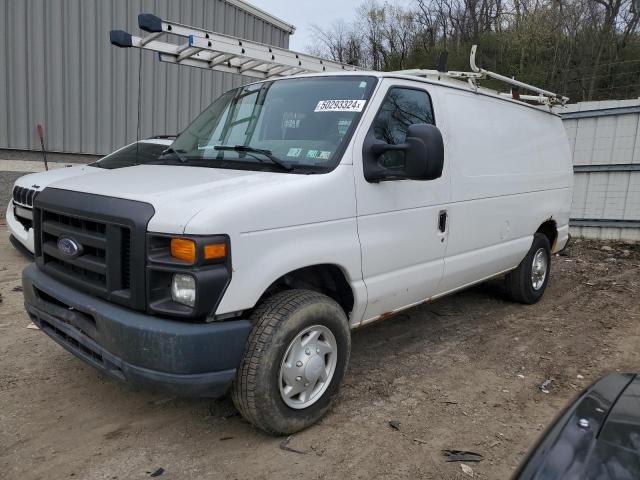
[352,80,451,324]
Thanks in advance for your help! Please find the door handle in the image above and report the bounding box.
[438,210,447,233]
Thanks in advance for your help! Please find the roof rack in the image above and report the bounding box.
[110,17,566,107]
[110,14,361,79]
[394,45,569,107]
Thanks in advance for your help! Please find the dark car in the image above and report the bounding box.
[514,373,640,479]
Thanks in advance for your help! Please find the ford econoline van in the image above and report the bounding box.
[22,70,572,435]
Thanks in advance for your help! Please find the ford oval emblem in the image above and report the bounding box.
[57,237,83,258]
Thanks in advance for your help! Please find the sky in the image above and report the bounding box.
[247,0,361,52]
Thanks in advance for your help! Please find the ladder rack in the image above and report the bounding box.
[110,15,567,107]
[110,14,361,79]
[394,45,569,107]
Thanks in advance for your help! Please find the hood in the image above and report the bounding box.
[14,165,99,191]
[586,375,640,478]
[45,165,347,234]
[47,164,290,201]
[514,373,640,480]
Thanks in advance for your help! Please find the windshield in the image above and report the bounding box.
[162,76,377,173]
[92,142,170,169]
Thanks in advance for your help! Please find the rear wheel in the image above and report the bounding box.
[231,289,351,435]
[505,233,551,304]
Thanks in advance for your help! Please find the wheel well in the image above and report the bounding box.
[537,220,558,250]
[258,265,354,318]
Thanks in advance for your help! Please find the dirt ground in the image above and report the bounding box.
[1,229,639,480]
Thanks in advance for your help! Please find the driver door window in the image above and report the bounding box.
[372,87,434,168]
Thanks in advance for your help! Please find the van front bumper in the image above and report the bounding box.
[22,263,251,397]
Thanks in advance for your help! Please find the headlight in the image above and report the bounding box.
[171,273,196,307]
[147,234,230,318]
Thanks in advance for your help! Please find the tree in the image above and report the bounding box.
[309,0,640,101]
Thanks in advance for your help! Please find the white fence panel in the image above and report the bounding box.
[562,99,640,241]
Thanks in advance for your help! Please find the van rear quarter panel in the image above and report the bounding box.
[436,89,573,292]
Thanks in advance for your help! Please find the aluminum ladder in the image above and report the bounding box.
[110,14,361,79]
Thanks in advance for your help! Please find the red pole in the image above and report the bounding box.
[36,124,48,171]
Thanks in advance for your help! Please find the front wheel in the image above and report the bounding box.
[505,233,551,304]
[231,289,351,435]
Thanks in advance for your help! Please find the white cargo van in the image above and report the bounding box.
[21,23,572,435]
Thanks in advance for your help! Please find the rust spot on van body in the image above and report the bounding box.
[355,297,434,330]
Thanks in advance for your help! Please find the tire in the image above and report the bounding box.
[231,289,351,435]
[505,233,551,304]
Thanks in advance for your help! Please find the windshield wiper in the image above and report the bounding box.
[159,147,189,163]
[214,145,292,171]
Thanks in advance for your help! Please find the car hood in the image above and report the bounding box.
[586,375,640,478]
[514,373,640,480]
[14,165,100,191]
[45,165,349,234]
[47,164,289,199]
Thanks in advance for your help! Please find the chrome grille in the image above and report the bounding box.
[12,186,38,207]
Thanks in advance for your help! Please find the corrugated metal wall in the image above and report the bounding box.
[563,99,640,241]
[0,0,290,155]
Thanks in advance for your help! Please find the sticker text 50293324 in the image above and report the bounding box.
[314,100,366,113]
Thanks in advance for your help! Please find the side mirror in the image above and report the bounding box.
[363,123,444,183]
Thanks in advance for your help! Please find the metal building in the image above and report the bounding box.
[562,99,640,241]
[0,0,294,155]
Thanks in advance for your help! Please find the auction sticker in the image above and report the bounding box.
[287,148,303,157]
[314,99,366,113]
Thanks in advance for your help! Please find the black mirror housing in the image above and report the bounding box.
[363,123,444,183]
[404,123,444,180]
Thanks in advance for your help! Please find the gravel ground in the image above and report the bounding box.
[1,234,639,480]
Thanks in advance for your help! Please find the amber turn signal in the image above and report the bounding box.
[170,238,197,263]
[204,243,226,260]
